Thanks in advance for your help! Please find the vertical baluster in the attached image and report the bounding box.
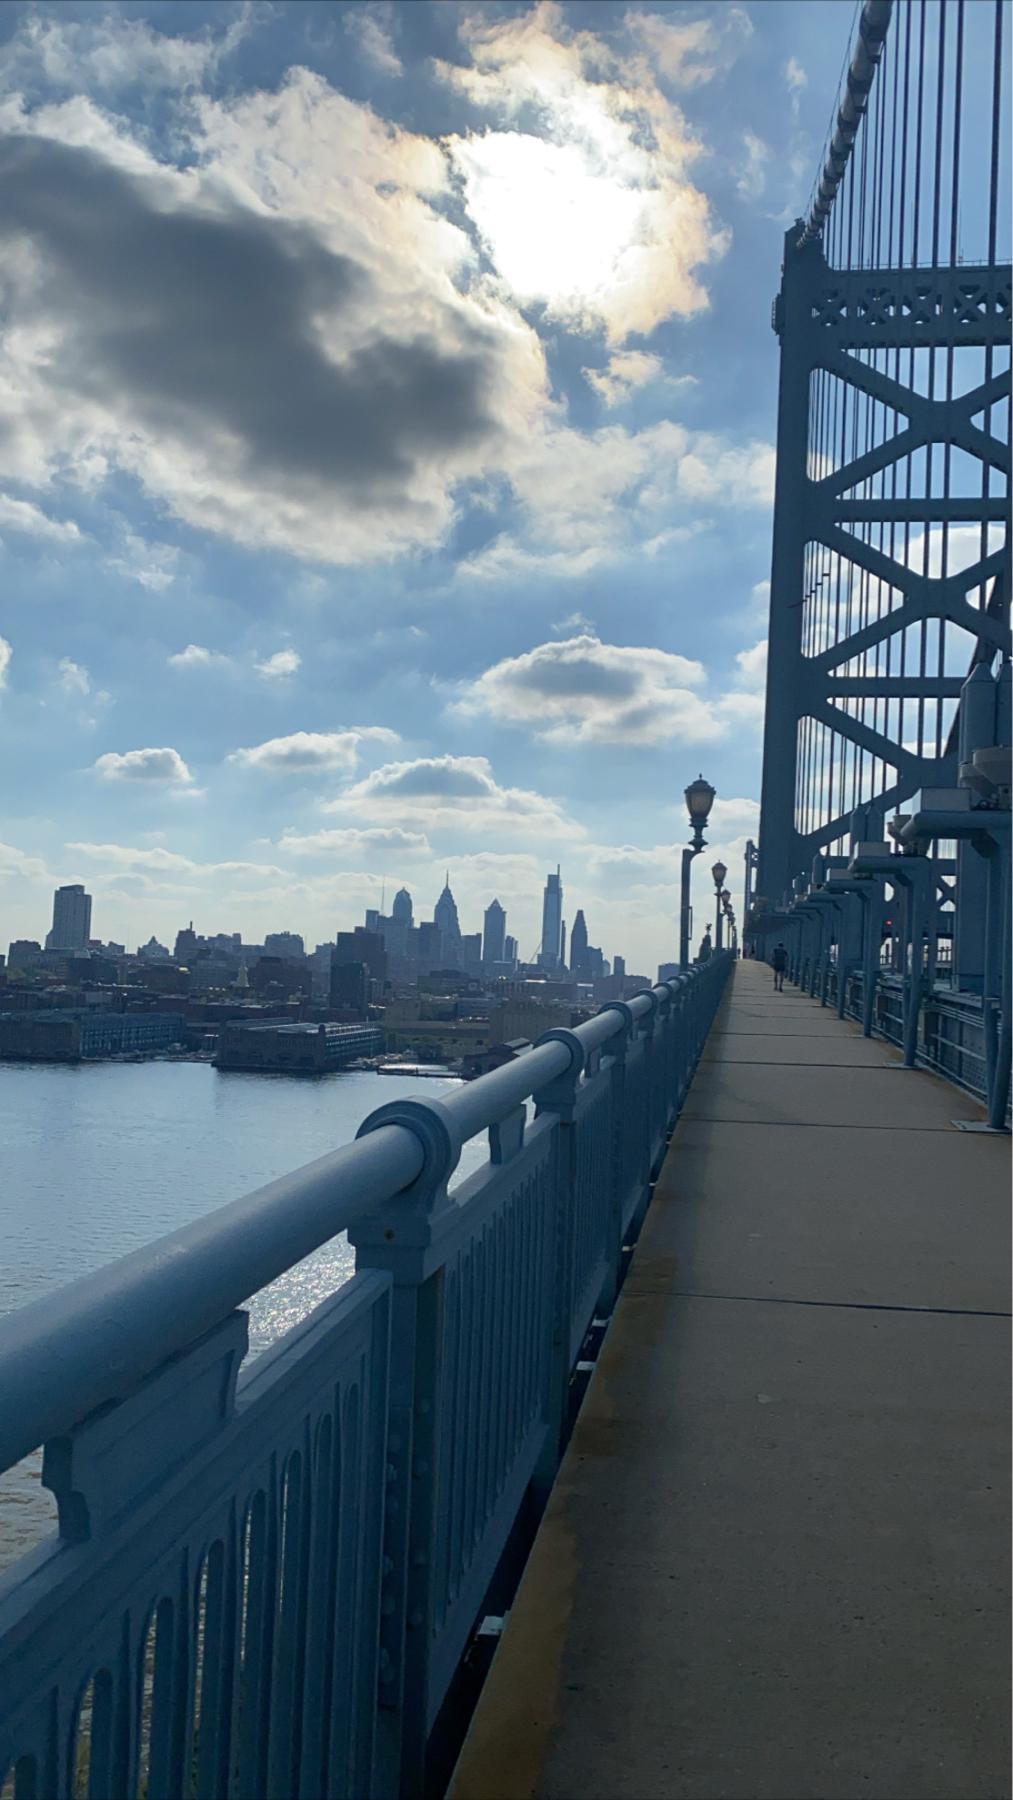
[299,1415,338,1800]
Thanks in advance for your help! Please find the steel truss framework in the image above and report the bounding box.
[757,0,1012,908]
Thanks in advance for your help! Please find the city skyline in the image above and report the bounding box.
[13,866,641,980]
[0,1,926,968]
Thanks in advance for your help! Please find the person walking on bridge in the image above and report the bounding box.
[771,942,787,991]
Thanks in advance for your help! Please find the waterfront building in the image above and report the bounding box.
[483,899,506,969]
[214,1019,382,1073]
[0,1009,185,1061]
[539,868,563,970]
[503,934,518,967]
[46,884,92,951]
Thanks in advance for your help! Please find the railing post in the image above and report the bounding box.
[531,1028,585,1495]
[597,1000,634,1314]
[350,1097,463,1800]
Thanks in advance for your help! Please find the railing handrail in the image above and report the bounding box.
[0,976,692,1476]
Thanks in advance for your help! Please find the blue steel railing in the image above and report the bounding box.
[0,954,731,1800]
[825,967,990,1103]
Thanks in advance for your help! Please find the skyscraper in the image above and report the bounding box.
[434,873,462,966]
[47,884,92,950]
[539,867,563,970]
[570,908,589,976]
[392,886,413,925]
[483,898,506,968]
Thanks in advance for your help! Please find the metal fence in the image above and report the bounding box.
[0,954,731,1800]
[824,964,989,1103]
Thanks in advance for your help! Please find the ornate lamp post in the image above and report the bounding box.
[680,775,716,968]
[711,860,728,950]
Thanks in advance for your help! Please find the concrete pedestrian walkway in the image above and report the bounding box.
[450,961,1011,1800]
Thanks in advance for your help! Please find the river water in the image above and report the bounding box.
[0,1058,476,1571]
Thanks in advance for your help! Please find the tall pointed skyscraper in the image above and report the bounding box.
[570,908,589,977]
[434,873,463,967]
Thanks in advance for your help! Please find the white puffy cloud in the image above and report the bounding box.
[279,826,430,857]
[455,633,722,747]
[168,644,232,670]
[0,493,82,542]
[57,656,89,693]
[93,746,194,784]
[255,648,301,680]
[584,351,696,408]
[66,839,290,879]
[228,728,398,774]
[459,420,774,581]
[0,635,11,688]
[330,753,582,838]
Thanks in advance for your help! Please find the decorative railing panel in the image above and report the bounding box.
[0,956,732,1800]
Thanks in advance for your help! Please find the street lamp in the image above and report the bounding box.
[711,860,727,950]
[680,775,716,968]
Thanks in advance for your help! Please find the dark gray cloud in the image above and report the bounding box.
[0,132,499,504]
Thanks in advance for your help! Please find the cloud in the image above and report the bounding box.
[279,826,430,857]
[343,5,402,76]
[736,131,771,202]
[552,610,595,635]
[0,100,544,564]
[106,532,179,591]
[714,638,767,732]
[674,438,776,508]
[57,656,89,694]
[584,351,666,407]
[0,10,249,95]
[0,635,11,689]
[331,753,581,837]
[93,746,194,784]
[455,633,722,746]
[0,839,51,882]
[0,493,82,542]
[228,727,398,773]
[440,1,729,343]
[66,840,290,880]
[785,57,808,111]
[255,648,301,680]
[67,841,199,873]
[458,420,774,580]
[168,644,232,670]
[622,8,753,87]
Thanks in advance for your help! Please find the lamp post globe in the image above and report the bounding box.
[685,776,716,836]
[680,774,715,970]
[711,861,727,890]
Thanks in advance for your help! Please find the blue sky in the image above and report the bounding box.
[0,0,863,968]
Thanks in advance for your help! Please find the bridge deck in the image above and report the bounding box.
[450,960,1011,1800]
